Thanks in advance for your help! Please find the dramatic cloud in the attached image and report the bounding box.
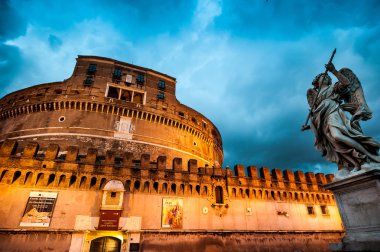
[2,0,380,175]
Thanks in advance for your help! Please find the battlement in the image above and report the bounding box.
[0,140,335,204]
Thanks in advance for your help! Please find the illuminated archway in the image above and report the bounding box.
[89,236,121,252]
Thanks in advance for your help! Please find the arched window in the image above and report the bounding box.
[171,184,176,194]
[232,188,237,198]
[180,184,185,195]
[189,184,193,195]
[162,183,168,194]
[12,171,22,184]
[144,181,150,193]
[153,182,159,193]
[203,186,208,196]
[47,174,56,187]
[89,177,96,189]
[59,175,67,187]
[79,176,87,189]
[196,185,201,195]
[99,178,106,190]
[24,172,33,185]
[69,175,77,187]
[271,191,275,200]
[125,180,131,192]
[215,186,224,204]
[133,93,143,104]
[36,173,45,186]
[134,180,140,191]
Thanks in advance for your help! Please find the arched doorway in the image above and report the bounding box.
[89,236,121,252]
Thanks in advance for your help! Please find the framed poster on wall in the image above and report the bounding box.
[161,198,183,229]
[20,191,58,227]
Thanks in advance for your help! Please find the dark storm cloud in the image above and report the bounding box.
[0,44,24,97]
[0,0,26,98]
[214,0,380,39]
[353,26,380,66]
[0,0,26,40]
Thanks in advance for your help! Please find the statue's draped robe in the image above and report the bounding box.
[310,84,380,168]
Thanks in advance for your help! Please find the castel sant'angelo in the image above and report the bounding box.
[0,56,343,252]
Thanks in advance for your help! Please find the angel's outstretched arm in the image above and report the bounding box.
[325,62,350,90]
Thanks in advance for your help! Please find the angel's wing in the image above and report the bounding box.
[339,68,372,122]
[307,88,317,109]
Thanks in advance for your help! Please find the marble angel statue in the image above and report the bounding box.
[304,60,380,173]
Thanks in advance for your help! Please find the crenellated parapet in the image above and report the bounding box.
[0,140,335,205]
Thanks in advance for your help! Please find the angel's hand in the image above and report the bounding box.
[325,62,336,72]
[301,125,311,131]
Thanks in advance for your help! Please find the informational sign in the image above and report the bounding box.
[161,198,183,229]
[114,117,133,139]
[20,191,58,227]
[126,74,133,83]
[98,210,122,230]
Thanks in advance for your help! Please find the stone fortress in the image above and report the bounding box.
[0,56,343,251]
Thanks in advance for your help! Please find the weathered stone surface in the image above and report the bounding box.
[0,231,72,252]
[325,169,380,251]
[140,231,343,252]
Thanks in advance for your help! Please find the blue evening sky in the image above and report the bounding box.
[1,0,380,174]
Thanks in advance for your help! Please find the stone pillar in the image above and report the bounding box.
[325,169,380,251]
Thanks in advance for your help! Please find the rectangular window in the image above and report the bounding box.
[157,92,165,100]
[110,192,117,198]
[136,74,145,84]
[107,86,119,99]
[84,76,94,86]
[87,64,97,75]
[158,80,165,90]
[129,243,140,252]
[178,111,185,117]
[202,120,207,129]
[113,68,122,81]
[307,206,315,215]
[320,205,328,215]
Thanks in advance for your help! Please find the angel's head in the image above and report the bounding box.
[312,73,332,88]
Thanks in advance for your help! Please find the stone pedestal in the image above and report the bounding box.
[325,169,380,251]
